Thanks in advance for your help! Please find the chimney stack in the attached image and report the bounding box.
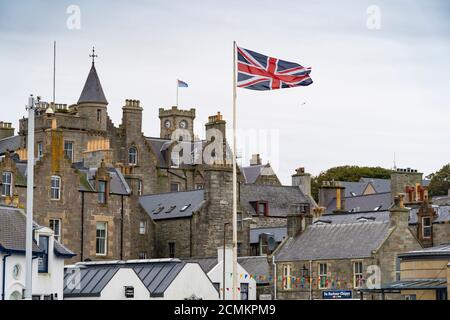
[318,181,345,211]
[389,193,409,229]
[287,204,312,238]
[292,167,311,196]
[250,154,262,166]
[0,122,15,140]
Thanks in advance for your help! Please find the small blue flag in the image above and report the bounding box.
[177,79,188,88]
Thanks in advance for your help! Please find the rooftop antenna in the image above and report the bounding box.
[393,152,397,170]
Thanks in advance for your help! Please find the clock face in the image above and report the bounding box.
[179,120,188,129]
[12,264,21,280]
[164,120,171,128]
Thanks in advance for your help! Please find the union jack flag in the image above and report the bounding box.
[237,46,313,90]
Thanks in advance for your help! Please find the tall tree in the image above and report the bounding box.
[426,164,450,197]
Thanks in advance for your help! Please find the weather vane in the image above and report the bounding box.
[89,46,98,64]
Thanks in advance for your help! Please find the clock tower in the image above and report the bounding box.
[159,106,196,140]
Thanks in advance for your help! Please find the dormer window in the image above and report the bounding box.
[422,217,432,238]
[2,172,13,197]
[98,180,107,204]
[128,147,138,166]
[258,202,268,216]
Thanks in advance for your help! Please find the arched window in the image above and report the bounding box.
[128,147,138,166]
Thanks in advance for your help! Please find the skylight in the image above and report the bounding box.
[153,206,164,214]
[180,204,191,212]
[373,205,382,211]
[165,206,176,213]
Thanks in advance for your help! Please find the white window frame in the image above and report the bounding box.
[96,222,107,256]
[318,263,328,289]
[128,147,138,166]
[282,264,291,290]
[139,221,147,235]
[98,180,107,204]
[2,171,13,197]
[353,261,364,288]
[171,151,180,168]
[49,218,62,242]
[422,217,432,238]
[37,142,43,160]
[50,176,61,200]
[64,141,74,162]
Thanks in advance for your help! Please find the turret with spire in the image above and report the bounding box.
[76,47,109,131]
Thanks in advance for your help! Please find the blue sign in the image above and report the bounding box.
[322,290,353,299]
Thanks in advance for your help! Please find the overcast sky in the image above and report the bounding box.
[1,0,449,184]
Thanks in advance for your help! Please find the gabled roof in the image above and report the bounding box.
[409,205,450,224]
[139,190,205,220]
[325,192,391,214]
[64,260,187,298]
[399,243,450,259]
[74,164,131,195]
[275,221,392,262]
[77,63,108,104]
[241,164,276,184]
[240,184,311,217]
[238,256,271,285]
[359,177,391,194]
[0,205,75,257]
[0,135,20,156]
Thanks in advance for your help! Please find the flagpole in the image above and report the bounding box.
[176,80,179,107]
[232,40,238,300]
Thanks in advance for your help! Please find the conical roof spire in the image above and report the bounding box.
[78,48,108,105]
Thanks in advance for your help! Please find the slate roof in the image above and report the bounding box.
[325,192,391,214]
[74,164,131,195]
[0,205,75,257]
[359,178,391,194]
[185,257,218,274]
[241,165,269,184]
[250,227,287,244]
[64,260,187,298]
[240,185,311,217]
[339,181,367,197]
[318,210,390,224]
[139,190,205,220]
[0,135,20,155]
[275,221,392,262]
[409,205,450,224]
[77,64,108,104]
[238,256,271,285]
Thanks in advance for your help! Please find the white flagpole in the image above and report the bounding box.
[25,94,36,300]
[176,80,179,107]
[232,41,238,300]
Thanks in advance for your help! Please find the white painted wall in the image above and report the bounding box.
[208,247,257,300]
[163,263,219,300]
[0,227,67,300]
[101,268,150,300]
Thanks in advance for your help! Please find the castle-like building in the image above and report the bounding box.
[0,57,317,264]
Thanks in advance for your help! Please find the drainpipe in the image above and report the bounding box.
[2,252,12,300]
[80,191,85,262]
[120,195,124,260]
[272,255,276,300]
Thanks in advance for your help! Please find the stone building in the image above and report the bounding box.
[273,194,422,300]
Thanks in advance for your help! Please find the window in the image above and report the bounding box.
[257,202,268,216]
[353,262,363,288]
[195,184,204,190]
[64,141,74,162]
[139,221,147,235]
[98,180,107,204]
[96,222,107,255]
[168,242,175,258]
[237,242,242,256]
[318,263,328,289]
[282,264,291,290]
[51,176,61,200]
[180,204,191,212]
[37,142,43,160]
[2,172,12,197]
[50,219,61,242]
[404,294,416,300]
[128,147,138,166]
[138,252,148,259]
[170,183,180,192]
[422,217,432,238]
[171,151,180,168]
[38,236,49,273]
[237,213,243,229]
[240,283,249,300]
[97,109,101,122]
[138,180,143,196]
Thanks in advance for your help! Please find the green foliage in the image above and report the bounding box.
[426,164,450,197]
[311,165,392,201]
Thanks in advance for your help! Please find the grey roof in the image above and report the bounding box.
[64,260,186,298]
[0,135,20,155]
[139,190,205,220]
[241,165,267,184]
[399,243,450,259]
[0,205,75,257]
[325,192,391,214]
[409,205,450,224]
[238,256,271,284]
[76,166,131,195]
[361,279,447,292]
[359,177,391,194]
[275,221,392,262]
[339,181,367,197]
[319,210,390,224]
[250,227,287,244]
[146,137,170,167]
[185,257,218,274]
[77,64,108,104]
[241,185,311,217]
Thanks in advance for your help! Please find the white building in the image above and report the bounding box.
[187,247,258,300]
[64,259,219,300]
[0,205,75,300]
